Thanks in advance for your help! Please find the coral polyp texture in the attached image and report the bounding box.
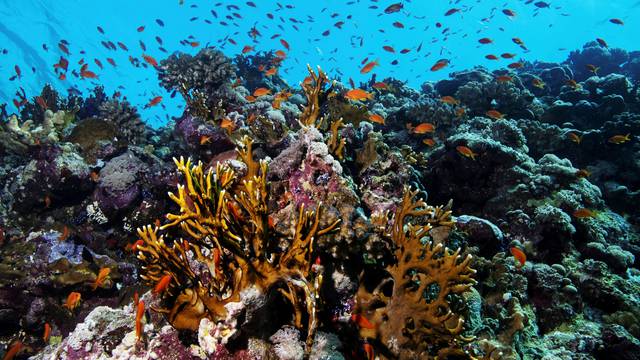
[136,136,340,348]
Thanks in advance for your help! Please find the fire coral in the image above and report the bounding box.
[136,136,340,349]
[356,188,477,358]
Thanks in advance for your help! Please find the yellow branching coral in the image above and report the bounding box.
[355,187,477,358]
[136,136,340,349]
[300,65,331,127]
[326,117,346,160]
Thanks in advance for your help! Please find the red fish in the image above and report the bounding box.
[142,54,158,67]
[478,38,493,44]
[360,60,379,74]
[444,8,460,16]
[2,341,23,360]
[596,38,608,48]
[145,96,162,108]
[392,21,404,28]
[609,18,624,25]
[280,38,290,51]
[43,322,51,342]
[510,247,526,267]
[430,59,449,71]
[137,25,145,32]
[382,45,395,53]
[135,300,145,341]
[106,58,116,67]
[14,65,21,79]
[153,274,172,294]
[384,3,403,14]
[351,313,375,329]
[80,70,98,79]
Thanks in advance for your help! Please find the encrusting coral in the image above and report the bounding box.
[356,188,477,358]
[136,135,340,350]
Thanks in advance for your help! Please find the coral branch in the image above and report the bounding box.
[300,65,331,127]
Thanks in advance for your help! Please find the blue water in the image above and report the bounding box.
[0,0,637,127]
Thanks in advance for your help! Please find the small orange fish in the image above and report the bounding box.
[360,60,379,74]
[59,225,70,241]
[265,67,278,76]
[486,110,505,120]
[573,208,595,218]
[508,62,524,69]
[531,78,546,89]
[351,313,375,329]
[2,341,23,360]
[199,135,212,145]
[142,54,158,67]
[275,50,287,58]
[154,274,172,294]
[220,118,235,132]
[345,88,373,101]
[496,75,513,83]
[371,82,388,90]
[363,341,375,360]
[568,132,582,144]
[440,96,459,105]
[64,292,81,311]
[133,291,139,307]
[154,218,161,227]
[253,87,271,97]
[430,59,449,72]
[411,123,436,134]
[145,96,162,108]
[455,107,466,117]
[135,300,145,341]
[189,41,200,47]
[565,79,580,89]
[241,45,254,54]
[608,133,631,144]
[585,64,599,75]
[90,171,100,182]
[43,322,51,342]
[93,267,111,290]
[80,70,98,79]
[422,138,436,147]
[510,247,526,267]
[129,239,144,252]
[245,95,256,102]
[44,195,51,208]
[368,113,385,125]
[456,145,478,160]
[575,169,591,178]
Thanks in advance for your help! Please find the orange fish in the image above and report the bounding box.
[265,67,278,76]
[368,113,385,125]
[575,169,591,178]
[508,62,524,69]
[440,96,459,105]
[585,64,599,75]
[43,322,51,342]
[200,135,212,145]
[280,38,290,51]
[153,274,172,294]
[92,267,111,290]
[430,60,449,71]
[345,89,373,101]
[59,225,70,241]
[80,70,98,79]
[510,247,526,267]
[245,95,256,102]
[64,292,81,311]
[456,145,478,160]
[608,133,631,144]
[455,107,466,117]
[90,171,100,182]
[36,96,48,110]
[573,208,595,218]
[486,110,505,120]
[44,195,51,208]
[411,123,436,134]
[496,75,513,83]
[531,78,546,89]
[241,45,254,54]
[253,87,271,97]
[568,132,582,144]
[478,37,493,44]
[190,41,200,47]
[220,118,235,132]
[423,138,436,147]
[145,96,162,108]
[363,342,375,360]
[360,60,379,74]
[372,82,388,90]
[351,313,375,329]
[565,79,580,89]
[275,50,287,58]
[142,54,158,67]
[130,239,144,252]
[135,300,145,341]
[2,341,23,360]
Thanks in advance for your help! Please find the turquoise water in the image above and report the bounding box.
[0,0,637,127]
